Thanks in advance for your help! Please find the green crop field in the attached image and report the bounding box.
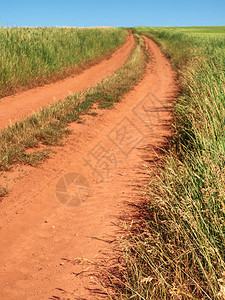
[139,25,225,35]
[0,27,126,98]
[114,26,225,299]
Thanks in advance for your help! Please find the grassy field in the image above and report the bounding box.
[0,34,147,196]
[112,26,225,299]
[0,27,127,98]
[1,25,225,298]
[140,26,225,35]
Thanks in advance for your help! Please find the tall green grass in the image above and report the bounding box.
[0,27,127,98]
[111,27,225,299]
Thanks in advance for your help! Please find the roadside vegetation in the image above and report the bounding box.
[0,34,147,195]
[0,27,127,98]
[112,26,225,299]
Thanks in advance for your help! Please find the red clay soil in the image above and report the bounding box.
[0,34,134,129]
[0,36,177,299]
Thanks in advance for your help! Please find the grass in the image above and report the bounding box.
[107,26,225,299]
[0,183,9,198]
[0,34,147,179]
[0,27,127,98]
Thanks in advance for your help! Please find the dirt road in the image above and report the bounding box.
[0,34,134,129]
[0,36,177,299]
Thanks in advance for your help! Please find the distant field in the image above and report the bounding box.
[168,25,225,34]
[0,27,127,98]
[117,26,225,299]
[138,25,225,34]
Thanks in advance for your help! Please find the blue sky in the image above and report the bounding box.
[0,0,224,27]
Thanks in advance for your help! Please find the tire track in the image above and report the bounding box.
[0,36,177,299]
